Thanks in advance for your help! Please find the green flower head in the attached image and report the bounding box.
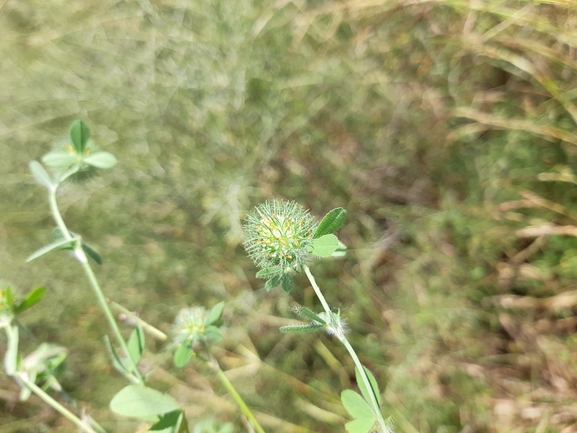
[243,200,317,278]
[172,306,209,345]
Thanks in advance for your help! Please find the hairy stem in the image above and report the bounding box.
[303,265,391,433]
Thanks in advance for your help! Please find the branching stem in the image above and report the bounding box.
[48,186,143,384]
[303,265,391,433]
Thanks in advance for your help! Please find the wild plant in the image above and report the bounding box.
[3,120,392,433]
[242,200,393,433]
[1,120,261,433]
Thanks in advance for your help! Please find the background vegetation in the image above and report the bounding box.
[2,0,577,431]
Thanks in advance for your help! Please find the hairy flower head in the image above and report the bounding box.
[172,306,209,345]
[243,200,317,274]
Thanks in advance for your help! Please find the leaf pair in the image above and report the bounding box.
[341,367,383,433]
[26,229,103,265]
[309,207,347,258]
[1,286,47,317]
[279,306,327,334]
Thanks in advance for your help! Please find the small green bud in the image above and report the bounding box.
[243,200,318,279]
[172,305,223,350]
[173,307,209,346]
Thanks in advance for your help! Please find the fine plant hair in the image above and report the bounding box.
[2,120,391,433]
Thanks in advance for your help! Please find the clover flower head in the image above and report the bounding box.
[243,200,317,274]
[173,306,209,345]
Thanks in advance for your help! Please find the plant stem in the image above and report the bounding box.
[206,350,265,433]
[303,266,332,318]
[79,257,143,383]
[48,187,143,384]
[14,371,102,433]
[303,266,391,433]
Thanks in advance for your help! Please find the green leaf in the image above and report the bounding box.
[314,208,347,238]
[149,410,188,433]
[14,287,47,314]
[70,120,90,153]
[310,234,339,257]
[293,307,326,325]
[110,385,181,419]
[341,390,374,419]
[127,326,145,366]
[331,240,347,258]
[29,161,54,189]
[206,302,224,325]
[26,238,75,262]
[356,366,381,409]
[280,273,293,292]
[82,241,103,265]
[345,417,376,433]
[265,274,282,290]
[205,325,223,343]
[104,335,129,375]
[42,151,77,170]
[279,323,325,333]
[84,151,117,169]
[256,266,282,279]
[173,344,193,368]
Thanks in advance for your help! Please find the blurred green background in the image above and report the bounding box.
[2,0,577,432]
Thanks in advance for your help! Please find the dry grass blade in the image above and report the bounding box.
[454,107,577,145]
